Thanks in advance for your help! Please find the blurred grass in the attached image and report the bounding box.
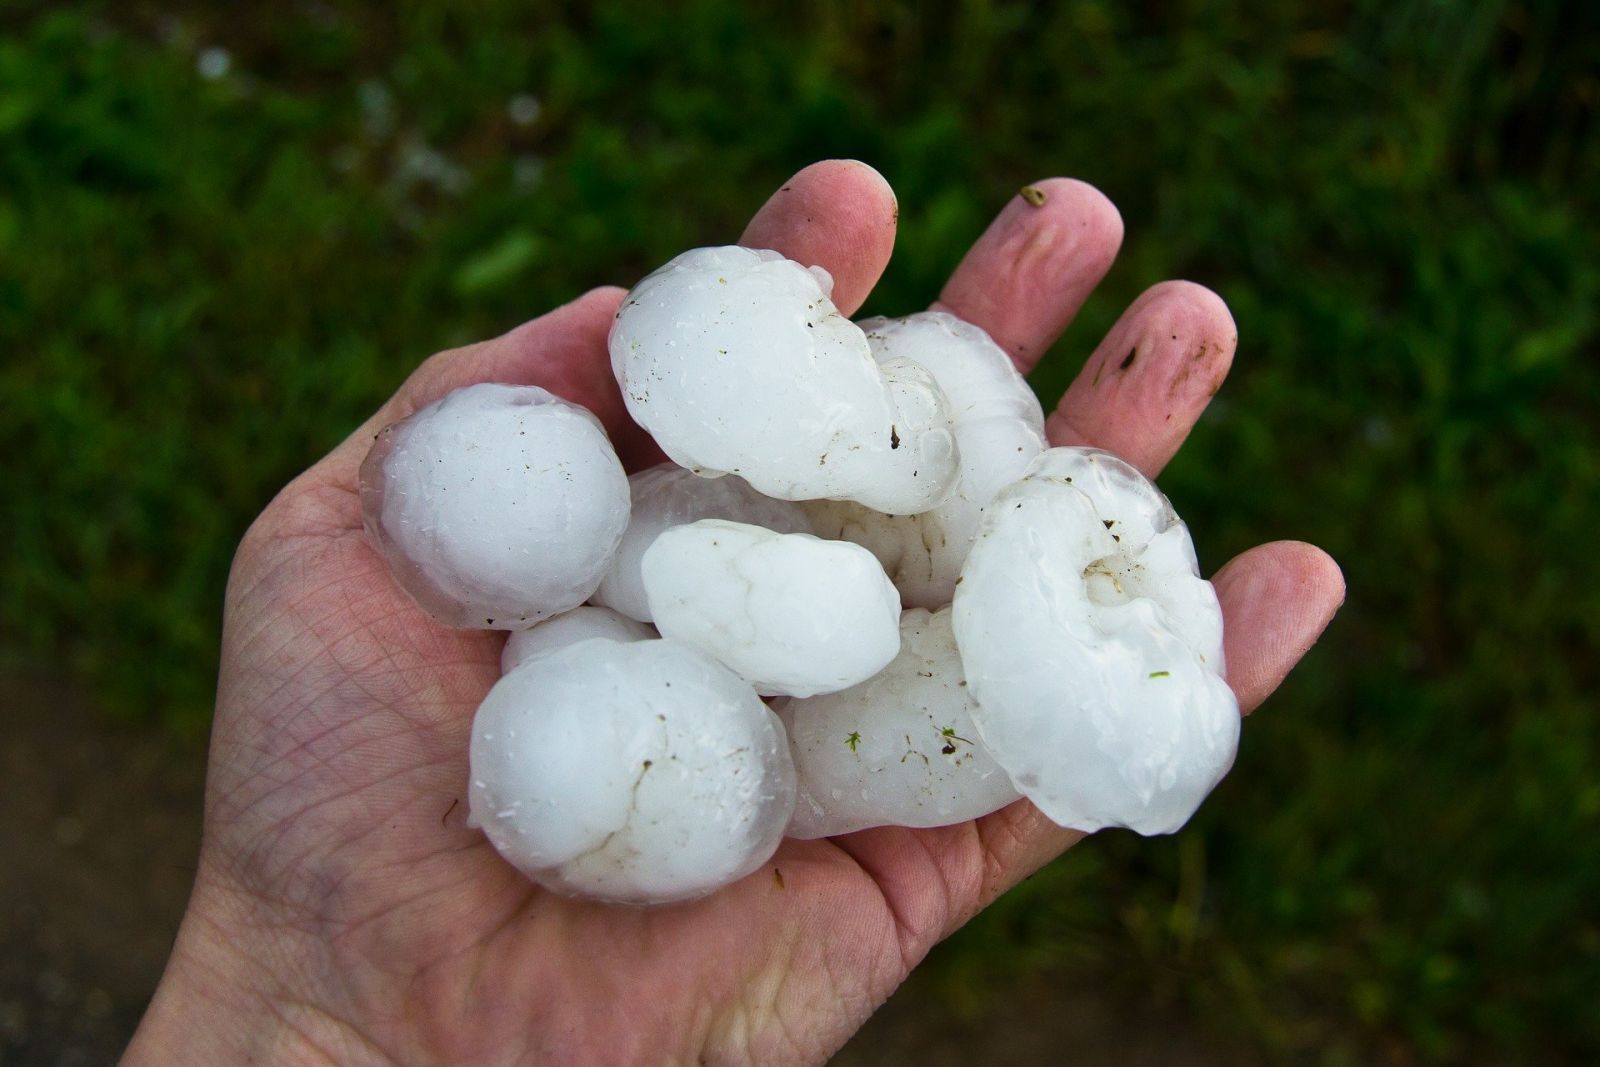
[1,1,1596,1061]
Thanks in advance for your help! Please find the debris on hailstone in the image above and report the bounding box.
[952,447,1240,835]
[609,246,961,514]
[360,383,630,629]
[501,605,656,674]
[592,462,813,624]
[807,311,1047,608]
[641,518,902,698]
[782,607,1020,839]
[469,637,796,905]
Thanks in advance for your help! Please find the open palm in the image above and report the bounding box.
[125,161,1343,1066]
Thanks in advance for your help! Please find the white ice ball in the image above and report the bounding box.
[501,605,656,674]
[469,637,796,905]
[807,311,1047,608]
[609,246,960,514]
[952,447,1239,836]
[641,519,902,698]
[360,383,630,629]
[782,607,1020,839]
[592,463,813,623]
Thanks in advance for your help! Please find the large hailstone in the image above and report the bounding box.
[952,447,1239,835]
[592,462,813,623]
[808,312,1047,608]
[610,246,960,514]
[501,605,656,674]
[360,383,630,629]
[782,607,1020,839]
[469,638,796,905]
[641,519,901,698]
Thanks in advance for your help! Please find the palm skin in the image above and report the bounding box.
[125,161,1343,1067]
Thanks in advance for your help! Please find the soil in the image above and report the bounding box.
[0,675,1249,1066]
[1,678,204,1066]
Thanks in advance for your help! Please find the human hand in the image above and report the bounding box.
[123,160,1344,1066]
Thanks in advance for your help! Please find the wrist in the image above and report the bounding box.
[121,873,391,1067]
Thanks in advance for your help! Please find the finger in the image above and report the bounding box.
[1213,540,1346,714]
[1045,280,1237,477]
[933,178,1123,373]
[738,158,898,316]
[962,539,1344,908]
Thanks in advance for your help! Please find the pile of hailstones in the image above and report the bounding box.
[360,246,1240,906]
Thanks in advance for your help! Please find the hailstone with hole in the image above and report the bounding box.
[952,447,1239,835]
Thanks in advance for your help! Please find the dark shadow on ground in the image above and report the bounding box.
[1,678,204,1066]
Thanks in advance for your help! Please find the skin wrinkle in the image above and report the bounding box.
[177,881,372,1057]
[223,701,453,871]
[788,866,907,1063]
[219,640,470,820]
[323,852,501,970]
[232,681,460,812]
[832,830,956,973]
[225,544,410,735]
[270,996,397,1067]
[225,545,316,654]
[408,886,542,1061]
[703,935,797,1064]
[764,928,867,1067]
[906,828,978,956]
[694,851,901,1065]
[253,631,412,742]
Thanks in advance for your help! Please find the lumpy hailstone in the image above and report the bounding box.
[469,638,796,905]
[953,447,1239,835]
[641,519,902,698]
[592,463,813,624]
[783,607,1020,839]
[501,605,655,674]
[360,383,630,629]
[610,246,960,514]
[807,311,1047,608]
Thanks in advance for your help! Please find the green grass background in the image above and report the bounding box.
[2,1,1596,1061]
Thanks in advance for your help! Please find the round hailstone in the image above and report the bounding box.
[501,605,656,674]
[592,462,813,623]
[609,246,960,514]
[807,311,1047,608]
[469,638,795,905]
[360,383,630,629]
[952,447,1239,836]
[782,607,1020,839]
[641,519,901,698]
